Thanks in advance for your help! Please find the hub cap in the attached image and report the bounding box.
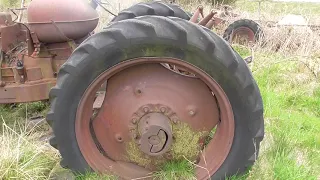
[138,113,172,156]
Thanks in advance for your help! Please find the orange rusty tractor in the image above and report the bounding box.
[0,0,264,179]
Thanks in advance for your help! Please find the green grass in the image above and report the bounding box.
[0,0,19,10]
[0,101,50,132]
[153,160,196,180]
[241,49,319,179]
[235,0,320,16]
[75,172,118,180]
[0,122,60,180]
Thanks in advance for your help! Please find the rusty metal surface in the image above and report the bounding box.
[231,26,256,44]
[199,10,217,26]
[27,0,99,43]
[190,6,204,23]
[0,79,56,103]
[26,67,43,81]
[75,57,234,179]
[0,13,13,26]
[92,63,219,165]
[1,68,15,82]
[23,56,55,79]
[0,11,73,103]
[138,113,173,156]
[0,40,71,103]
[189,6,224,30]
[0,24,25,52]
[93,91,105,109]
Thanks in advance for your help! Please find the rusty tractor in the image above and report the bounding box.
[0,0,264,179]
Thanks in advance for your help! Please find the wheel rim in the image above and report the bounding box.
[75,57,235,179]
[230,26,255,45]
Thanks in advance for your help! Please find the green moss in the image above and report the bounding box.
[126,141,152,167]
[204,125,217,147]
[170,122,208,161]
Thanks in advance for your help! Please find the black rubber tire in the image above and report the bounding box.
[110,1,190,23]
[223,19,264,43]
[47,16,264,179]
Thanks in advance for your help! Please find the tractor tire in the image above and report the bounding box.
[223,19,263,44]
[47,16,264,179]
[110,1,190,23]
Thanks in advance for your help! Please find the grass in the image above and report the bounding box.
[0,0,19,11]
[0,101,50,131]
[75,172,118,180]
[243,50,320,180]
[153,160,196,180]
[235,0,320,16]
[233,0,320,26]
[0,121,60,180]
[0,0,320,179]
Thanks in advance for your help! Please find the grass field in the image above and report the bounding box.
[0,0,319,179]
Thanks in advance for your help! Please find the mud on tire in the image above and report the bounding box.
[47,16,264,179]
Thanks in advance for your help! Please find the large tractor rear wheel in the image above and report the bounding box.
[110,1,190,22]
[47,16,264,179]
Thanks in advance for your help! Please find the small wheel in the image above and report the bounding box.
[223,19,264,45]
[47,16,264,179]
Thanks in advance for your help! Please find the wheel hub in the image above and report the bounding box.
[138,113,172,156]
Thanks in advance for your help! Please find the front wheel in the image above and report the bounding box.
[47,16,264,179]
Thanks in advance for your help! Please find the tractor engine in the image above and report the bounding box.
[0,0,99,103]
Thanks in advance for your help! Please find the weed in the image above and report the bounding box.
[75,171,118,180]
[153,160,196,180]
[0,120,59,179]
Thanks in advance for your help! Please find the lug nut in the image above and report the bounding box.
[143,107,150,113]
[160,107,166,113]
[132,118,138,124]
[189,110,196,116]
[172,118,178,124]
[115,134,123,143]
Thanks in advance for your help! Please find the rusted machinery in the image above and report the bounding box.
[190,5,263,45]
[0,0,264,179]
[0,0,99,103]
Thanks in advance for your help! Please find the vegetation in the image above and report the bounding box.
[175,0,238,6]
[0,120,60,180]
[235,0,320,16]
[0,0,19,10]
[0,0,319,179]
